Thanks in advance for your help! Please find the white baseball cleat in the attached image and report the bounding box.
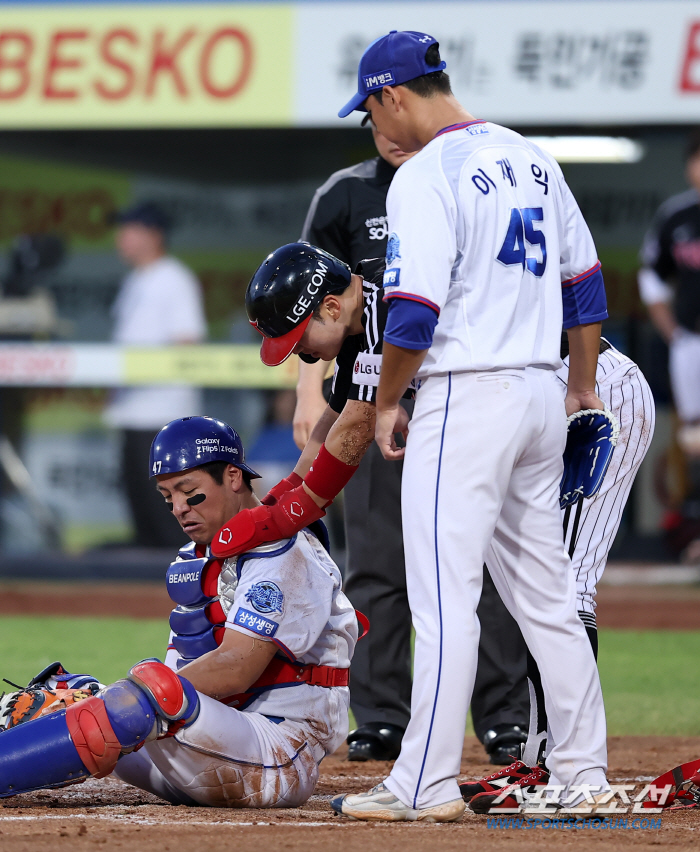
[330,782,466,822]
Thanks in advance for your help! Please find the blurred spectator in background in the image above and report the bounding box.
[0,233,65,551]
[0,233,65,443]
[104,202,206,548]
[246,389,300,492]
[639,133,700,456]
[639,133,700,560]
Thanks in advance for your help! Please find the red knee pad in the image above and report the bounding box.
[128,661,187,721]
[65,697,121,779]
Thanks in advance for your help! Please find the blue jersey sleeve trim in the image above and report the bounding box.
[383,291,441,315]
[384,297,439,351]
[562,261,602,288]
[562,267,609,329]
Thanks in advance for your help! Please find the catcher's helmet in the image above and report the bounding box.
[149,416,261,479]
[246,242,352,366]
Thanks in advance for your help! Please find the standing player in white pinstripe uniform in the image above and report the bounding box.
[557,338,655,639]
[463,335,655,812]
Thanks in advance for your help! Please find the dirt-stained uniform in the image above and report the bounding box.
[115,531,357,807]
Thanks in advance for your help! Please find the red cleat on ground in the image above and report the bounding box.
[469,766,550,814]
[459,759,533,803]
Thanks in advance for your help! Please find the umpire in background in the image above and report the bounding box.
[296,120,528,763]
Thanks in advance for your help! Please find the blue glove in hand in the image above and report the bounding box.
[560,408,620,509]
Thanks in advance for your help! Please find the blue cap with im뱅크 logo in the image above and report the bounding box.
[338,30,446,118]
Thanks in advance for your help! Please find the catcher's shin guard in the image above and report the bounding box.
[0,711,92,796]
[0,661,199,798]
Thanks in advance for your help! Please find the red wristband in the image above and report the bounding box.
[304,444,359,503]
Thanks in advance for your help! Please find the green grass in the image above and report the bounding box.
[598,629,700,736]
[0,617,168,688]
[0,619,698,737]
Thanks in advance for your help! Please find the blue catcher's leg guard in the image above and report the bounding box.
[0,661,199,798]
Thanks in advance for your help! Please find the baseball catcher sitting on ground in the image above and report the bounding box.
[0,416,358,808]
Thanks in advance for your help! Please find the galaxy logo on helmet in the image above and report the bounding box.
[245,242,352,367]
[149,416,261,479]
[338,30,446,118]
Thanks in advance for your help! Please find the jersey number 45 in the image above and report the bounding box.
[497,207,547,277]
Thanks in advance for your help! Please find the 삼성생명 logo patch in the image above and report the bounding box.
[245,581,284,614]
[386,232,401,265]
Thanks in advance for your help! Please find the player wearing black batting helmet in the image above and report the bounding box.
[212,242,415,599]
[247,242,352,367]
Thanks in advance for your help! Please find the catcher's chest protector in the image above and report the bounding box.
[166,543,239,668]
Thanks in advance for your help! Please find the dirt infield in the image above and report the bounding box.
[1,579,699,848]
[1,578,699,628]
[1,736,699,851]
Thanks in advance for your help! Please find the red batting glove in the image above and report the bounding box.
[261,472,304,506]
[212,486,326,558]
